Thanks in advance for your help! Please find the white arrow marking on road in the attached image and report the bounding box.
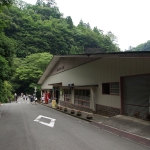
[34,115,56,128]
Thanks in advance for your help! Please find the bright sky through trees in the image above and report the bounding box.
[24,0,150,51]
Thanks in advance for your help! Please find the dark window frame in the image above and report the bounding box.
[64,89,71,103]
[102,82,119,95]
[74,89,90,108]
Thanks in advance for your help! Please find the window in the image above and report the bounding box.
[64,89,71,102]
[102,82,119,95]
[74,90,90,107]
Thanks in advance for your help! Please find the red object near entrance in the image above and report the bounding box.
[47,92,50,101]
[44,93,48,104]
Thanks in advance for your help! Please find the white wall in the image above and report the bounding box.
[42,57,150,109]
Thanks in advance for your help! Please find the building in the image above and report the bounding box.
[38,51,150,120]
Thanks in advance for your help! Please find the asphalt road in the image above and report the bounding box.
[0,97,149,150]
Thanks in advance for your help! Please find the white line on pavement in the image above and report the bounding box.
[34,115,56,128]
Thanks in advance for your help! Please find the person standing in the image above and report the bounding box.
[23,94,25,100]
[14,93,17,103]
[34,97,37,105]
[41,96,44,103]
[28,95,31,101]
[30,95,33,104]
[25,95,28,100]
[21,93,23,97]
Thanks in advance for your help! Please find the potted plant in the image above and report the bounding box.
[64,107,67,112]
[59,106,62,110]
[76,110,82,116]
[70,109,75,114]
[86,114,92,120]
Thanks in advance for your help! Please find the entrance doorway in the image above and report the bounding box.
[122,74,150,120]
[54,87,60,104]
[56,90,59,104]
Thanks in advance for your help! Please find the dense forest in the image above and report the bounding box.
[0,0,121,102]
[127,40,150,51]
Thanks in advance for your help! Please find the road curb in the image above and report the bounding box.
[90,122,150,148]
[40,103,93,122]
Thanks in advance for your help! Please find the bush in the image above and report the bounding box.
[0,80,13,103]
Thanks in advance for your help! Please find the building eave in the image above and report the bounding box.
[38,56,60,84]
[38,51,150,85]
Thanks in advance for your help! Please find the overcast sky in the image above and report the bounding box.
[23,0,150,51]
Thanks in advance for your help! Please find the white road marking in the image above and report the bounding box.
[34,115,56,128]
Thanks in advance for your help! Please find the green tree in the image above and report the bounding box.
[130,40,150,51]
[13,53,53,96]
[93,26,103,34]
[0,0,15,102]
[0,1,121,98]
[66,16,73,29]
[0,33,15,102]
[0,0,14,10]
[2,4,120,57]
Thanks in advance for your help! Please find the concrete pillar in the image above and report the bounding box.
[41,90,42,97]
[52,88,54,100]
[71,89,74,104]
[59,88,64,101]
[90,88,95,111]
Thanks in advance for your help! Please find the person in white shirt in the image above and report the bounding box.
[41,96,44,103]
[34,97,37,104]
[23,95,25,100]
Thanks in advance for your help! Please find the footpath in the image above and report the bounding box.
[42,102,150,147]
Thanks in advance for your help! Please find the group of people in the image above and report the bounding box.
[11,93,37,104]
[28,94,38,105]
[7,92,50,105]
[21,93,28,101]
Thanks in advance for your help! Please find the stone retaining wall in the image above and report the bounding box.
[96,104,120,117]
[59,100,93,113]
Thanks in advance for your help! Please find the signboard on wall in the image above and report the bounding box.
[57,66,64,72]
